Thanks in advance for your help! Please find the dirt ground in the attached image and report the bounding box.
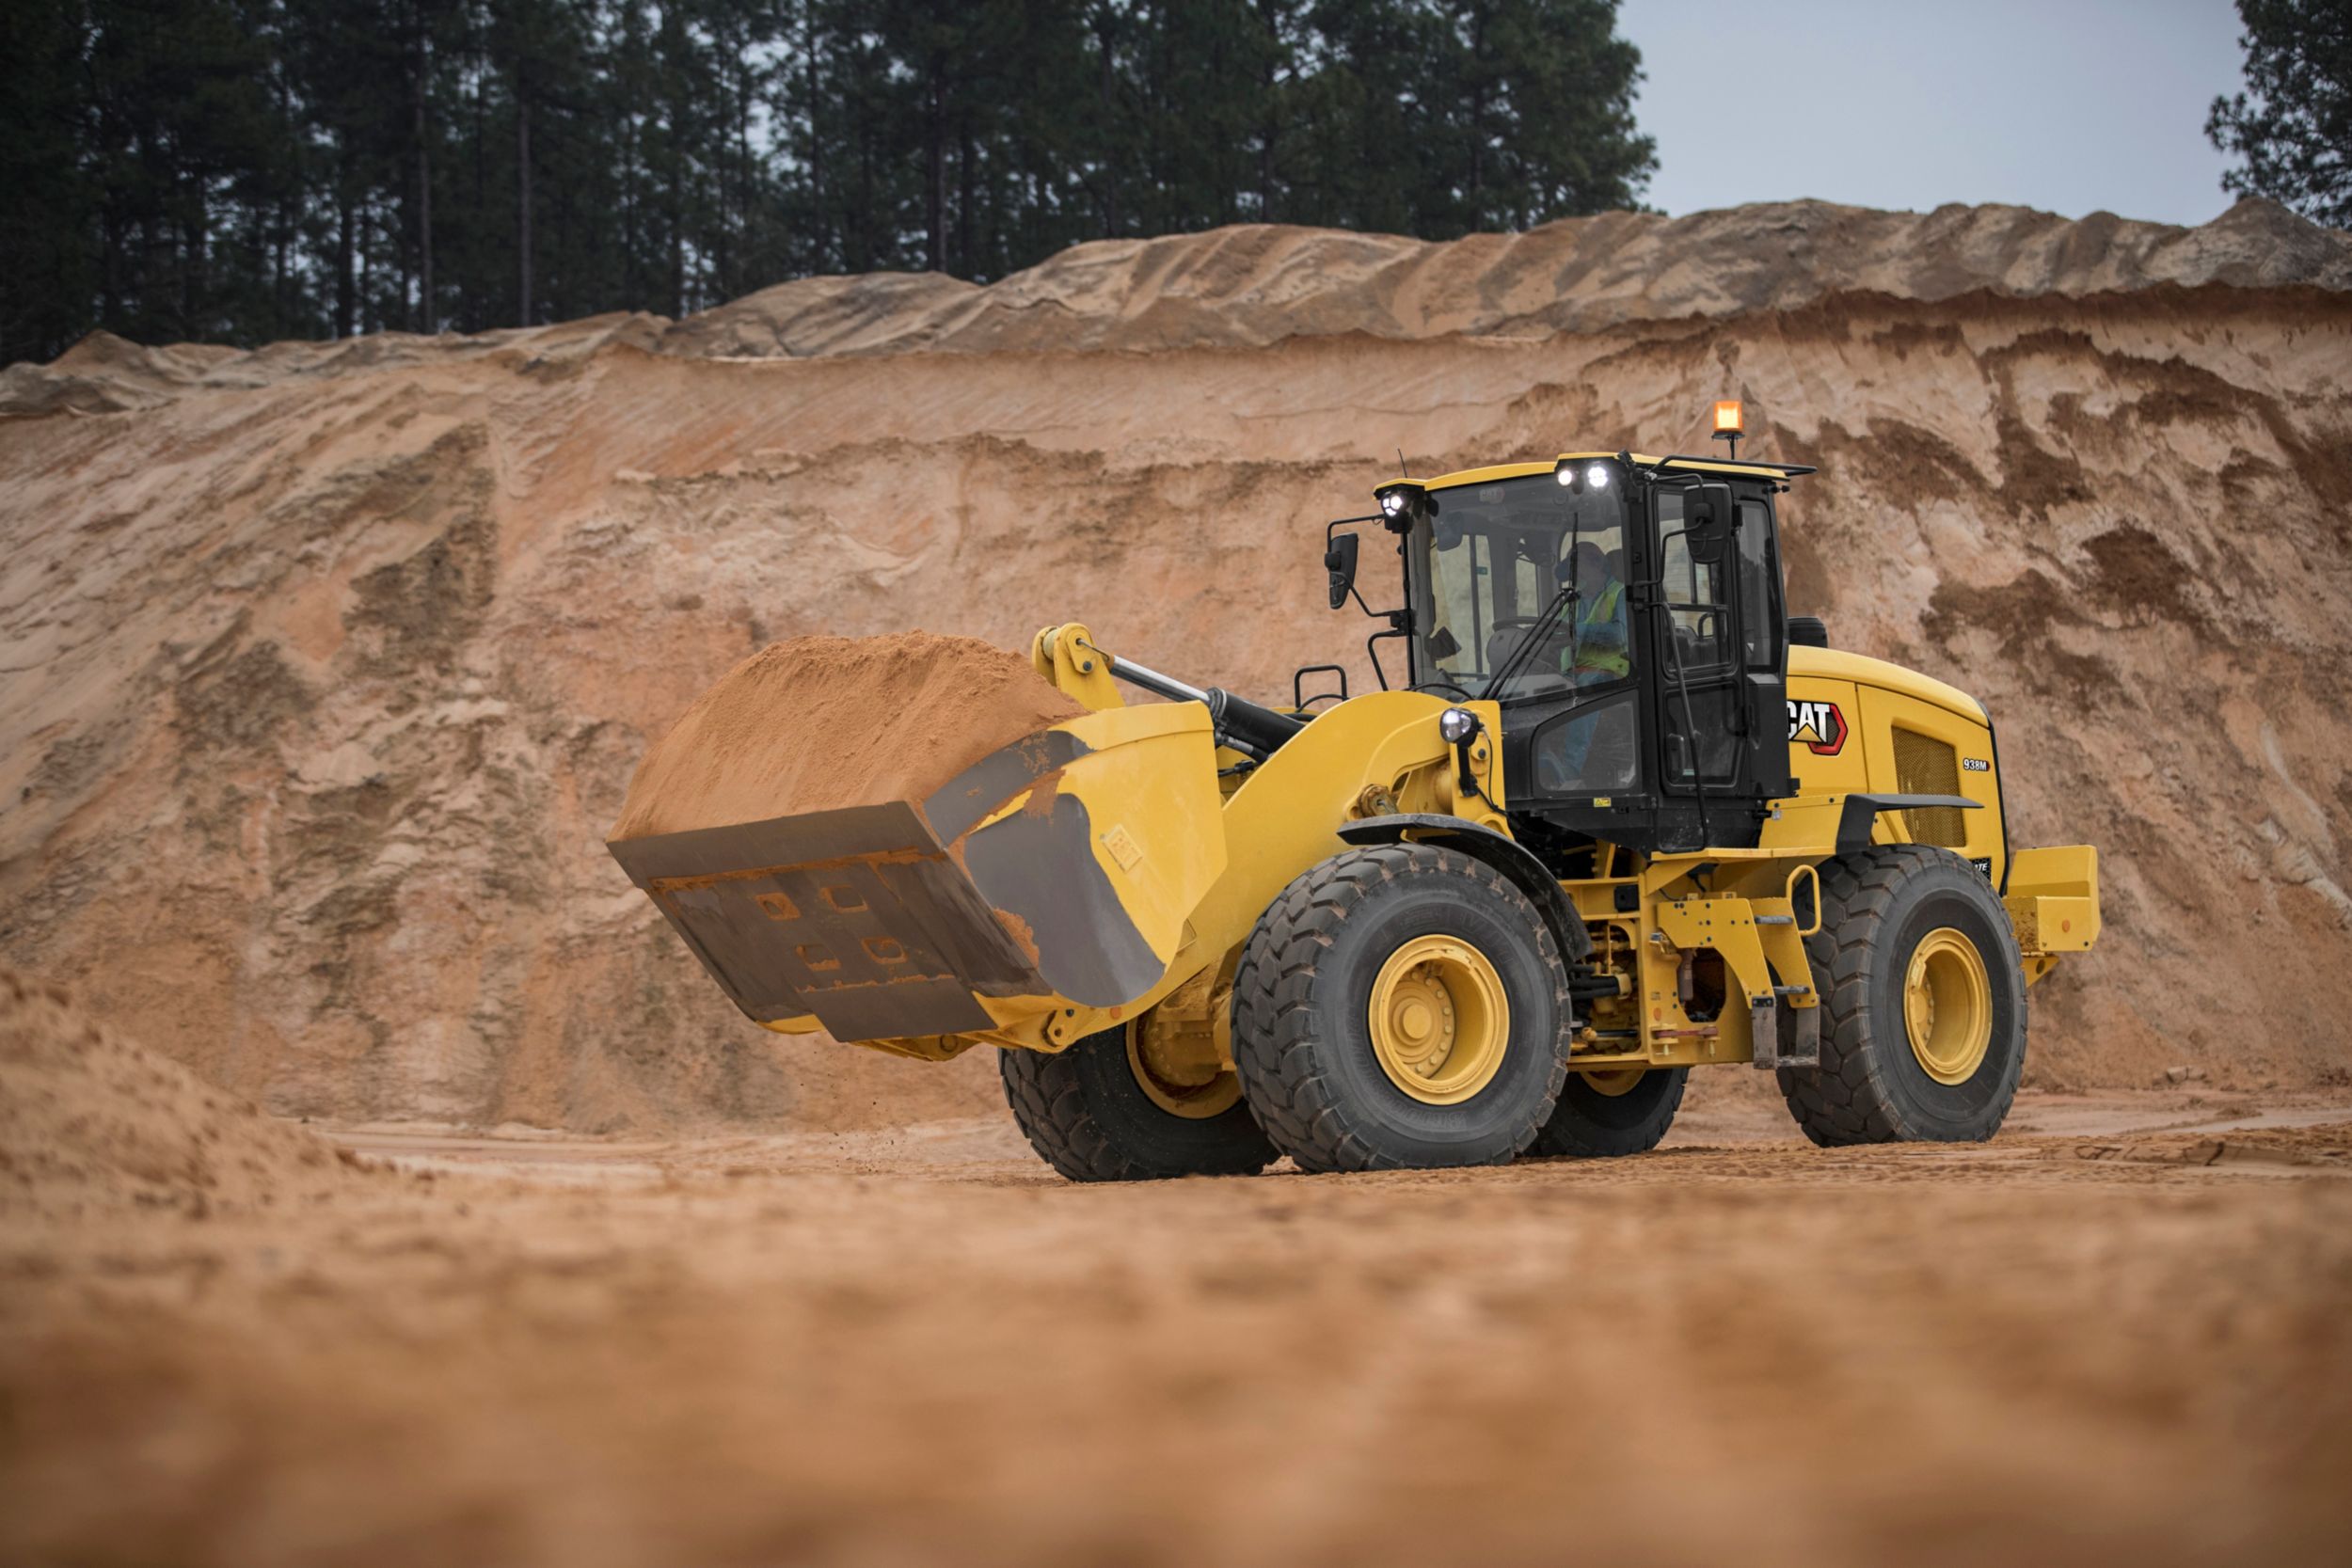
[6,1084,2349,1568]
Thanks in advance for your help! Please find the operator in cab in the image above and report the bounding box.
[1559,541,1629,686]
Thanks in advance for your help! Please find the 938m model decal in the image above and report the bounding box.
[1788,698,1848,756]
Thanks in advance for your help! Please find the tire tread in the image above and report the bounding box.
[1230,844,1571,1174]
[999,1034,1273,1181]
[1775,844,2026,1147]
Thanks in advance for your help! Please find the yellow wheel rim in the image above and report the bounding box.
[1368,934,1511,1105]
[1125,1023,1241,1120]
[1903,927,1993,1085]
[1580,1069,1645,1098]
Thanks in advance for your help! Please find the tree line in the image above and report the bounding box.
[1,0,1656,366]
[2207,0,2352,230]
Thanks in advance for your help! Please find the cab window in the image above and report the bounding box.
[1528,691,1640,797]
[1656,491,1731,673]
[1736,499,1781,669]
[1415,474,1632,701]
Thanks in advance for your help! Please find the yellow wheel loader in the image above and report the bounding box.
[610,431,2100,1180]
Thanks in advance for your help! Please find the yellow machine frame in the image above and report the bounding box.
[743,449,2099,1087]
[763,609,2094,1090]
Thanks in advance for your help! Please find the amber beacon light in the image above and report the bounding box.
[1712,400,1744,459]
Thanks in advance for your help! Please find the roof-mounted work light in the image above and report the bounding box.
[1551,456,1616,496]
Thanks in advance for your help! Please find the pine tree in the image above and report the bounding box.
[2209,0,2352,229]
[2,0,101,362]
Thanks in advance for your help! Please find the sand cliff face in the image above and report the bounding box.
[3,198,2349,1130]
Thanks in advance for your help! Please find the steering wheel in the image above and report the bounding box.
[1486,614,1565,659]
[1413,679,1475,699]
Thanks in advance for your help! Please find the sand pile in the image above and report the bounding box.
[10,199,2344,404]
[662,197,2352,360]
[610,631,1080,842]
[1,198,2348,1129]
[0,967,354,1219]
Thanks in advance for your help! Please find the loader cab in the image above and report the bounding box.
[1388,456,1808,860]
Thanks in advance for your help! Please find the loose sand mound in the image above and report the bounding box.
[11,199,2345,406]
[0,967,353,1219]
[611,632,1079,841]
[664,197,2352,359]
[2,198,2349,1130]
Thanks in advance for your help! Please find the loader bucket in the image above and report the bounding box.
[607,704,1224,1043]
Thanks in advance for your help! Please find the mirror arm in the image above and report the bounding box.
[1366,610,1413,692]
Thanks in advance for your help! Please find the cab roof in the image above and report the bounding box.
[1379,452,1817,496]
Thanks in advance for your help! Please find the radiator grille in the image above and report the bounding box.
[1892,728,1966,846]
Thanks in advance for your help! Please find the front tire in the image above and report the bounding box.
[1001,1024,1276,1181]
[1776,845,2026,1146]
[1230,845,1573,1174]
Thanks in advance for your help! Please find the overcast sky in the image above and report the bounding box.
[1620,0,2250,227]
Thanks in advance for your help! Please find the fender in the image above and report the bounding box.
[1836,793,1981,855]
[1337,813,1593,964]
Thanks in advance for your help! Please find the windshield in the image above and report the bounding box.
[1409,473,1632,701]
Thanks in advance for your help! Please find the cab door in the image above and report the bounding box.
[1730,491,1793,800]
[1645,484,1747,826]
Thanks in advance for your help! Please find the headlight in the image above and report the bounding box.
[1380,491,1406,516]
[1438,707,1479,745]
[1553,457,1614,494]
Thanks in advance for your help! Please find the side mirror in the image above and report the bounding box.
[1686,483,1735,563]
[1325,531,1360,610]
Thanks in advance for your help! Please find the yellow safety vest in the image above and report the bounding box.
[1566,580,1629,677]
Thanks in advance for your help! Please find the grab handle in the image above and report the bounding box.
[1786,863,1823,937]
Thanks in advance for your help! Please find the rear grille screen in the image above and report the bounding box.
[1892,728,1966,846]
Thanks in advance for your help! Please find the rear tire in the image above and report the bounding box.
[1229,845,1572,1174]
[1528,1068,1687,1158]
[1776,845,2026,1146]
[1000,1025,1276,1182]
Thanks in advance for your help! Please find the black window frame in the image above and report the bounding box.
[1735,496,1785,673]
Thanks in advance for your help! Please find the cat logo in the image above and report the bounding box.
[1788,698,1848,756]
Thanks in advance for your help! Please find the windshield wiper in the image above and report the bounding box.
[1481,511,1584,702]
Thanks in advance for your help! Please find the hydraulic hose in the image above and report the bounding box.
[1106,654,1305,760]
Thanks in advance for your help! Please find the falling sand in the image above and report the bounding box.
[608,631,1082,842]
